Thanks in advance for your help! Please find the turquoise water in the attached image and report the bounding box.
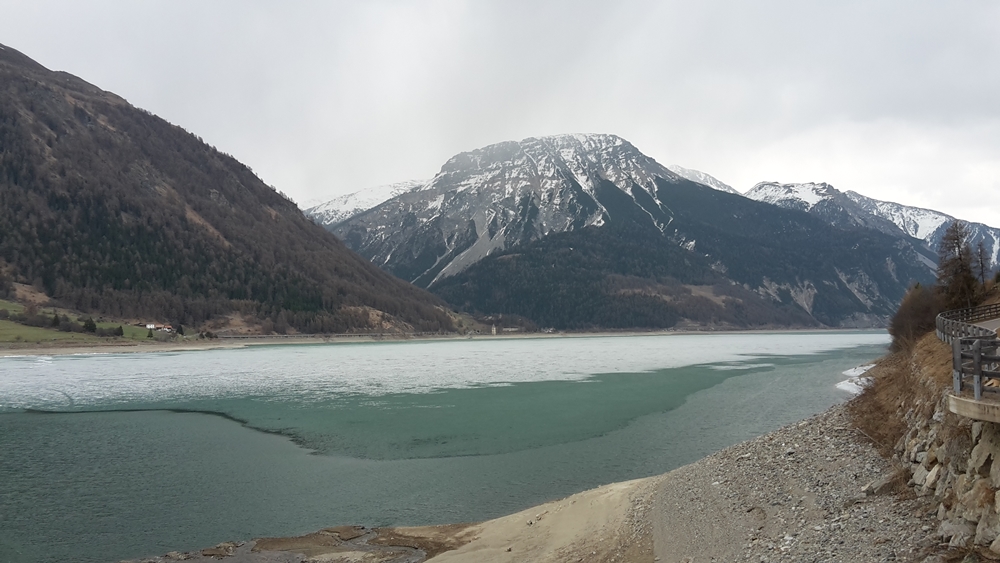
[0,332,887,562]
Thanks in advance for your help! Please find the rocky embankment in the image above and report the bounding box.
[895,371,1000,554]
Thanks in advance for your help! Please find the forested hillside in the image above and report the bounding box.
[0,44,453,333]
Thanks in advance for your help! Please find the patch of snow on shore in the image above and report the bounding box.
[836,364,874,394]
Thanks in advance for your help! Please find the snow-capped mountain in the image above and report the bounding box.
[329,134,934,328]
[667,165,740,194]
[746,182,1000,270]
[305,180,426,228]
[333,134,690,286]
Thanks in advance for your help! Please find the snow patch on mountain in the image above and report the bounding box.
[667,165,740,194]
[305,180,427,227]
[746,182,837,210]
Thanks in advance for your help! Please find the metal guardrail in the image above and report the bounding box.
[937,304,1000,400]
[936,303,1000,343]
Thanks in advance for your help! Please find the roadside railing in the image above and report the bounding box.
[936,303,1000,343]
[936,304,1000,400]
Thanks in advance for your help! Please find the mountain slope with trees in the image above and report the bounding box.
[433,178,934,329]
[0,43,453,333]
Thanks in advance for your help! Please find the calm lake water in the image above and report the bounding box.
[0,332,887,563]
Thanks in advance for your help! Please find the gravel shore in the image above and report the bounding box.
[651,404,940,563]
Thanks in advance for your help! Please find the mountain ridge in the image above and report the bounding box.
[323,134,935,329]
[745,181,999,270]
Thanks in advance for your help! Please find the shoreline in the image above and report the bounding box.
[0,325,884,358]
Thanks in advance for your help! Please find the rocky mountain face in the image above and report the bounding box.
[746,182,999,270]
[0,43,453,333]
[327,134,935,329]
[332,134,684,287]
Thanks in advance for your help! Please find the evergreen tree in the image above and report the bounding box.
[936,221,978,309]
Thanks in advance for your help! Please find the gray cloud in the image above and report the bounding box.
[2,0,997,224]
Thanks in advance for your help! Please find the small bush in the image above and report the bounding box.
[888,284,944,352]
[0,309,8,319]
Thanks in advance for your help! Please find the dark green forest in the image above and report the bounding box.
[0,44,452,333]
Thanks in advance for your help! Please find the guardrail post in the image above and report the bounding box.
[954,337,964,393]
[974,339,984,401]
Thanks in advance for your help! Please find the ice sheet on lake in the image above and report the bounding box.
[0,331,889,411]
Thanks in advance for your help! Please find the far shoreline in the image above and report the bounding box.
[0,325,887,358]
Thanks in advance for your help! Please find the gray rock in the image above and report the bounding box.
[924,464,943,490]
[939,519,976,547]
[976,507,1000,545]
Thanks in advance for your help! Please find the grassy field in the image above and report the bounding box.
[0,319,102,343]
[0,298,25,315]
[0,298,166,342]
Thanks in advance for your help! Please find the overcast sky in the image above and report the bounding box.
[1,1,998,224]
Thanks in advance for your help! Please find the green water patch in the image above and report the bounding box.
[231,362,753,459]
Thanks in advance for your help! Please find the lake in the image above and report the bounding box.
[0,331,887,562]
